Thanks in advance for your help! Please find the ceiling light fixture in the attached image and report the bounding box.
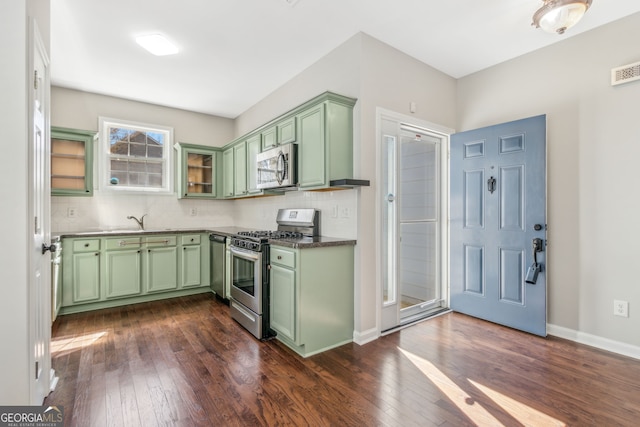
[135,34,178,56]
[532,0,592,35]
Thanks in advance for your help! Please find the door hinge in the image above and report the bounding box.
[34,70,38,90]
[35,361,39,379]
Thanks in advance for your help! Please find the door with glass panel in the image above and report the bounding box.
[381,119,444,331]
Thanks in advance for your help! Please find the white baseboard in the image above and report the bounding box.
[353,327,378,345]
[547,323,640,360]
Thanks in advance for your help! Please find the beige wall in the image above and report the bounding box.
[52,87,234,148]
[457,13,640,347]
[234,33,457,336]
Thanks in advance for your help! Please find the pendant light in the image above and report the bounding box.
[532,0,593,35]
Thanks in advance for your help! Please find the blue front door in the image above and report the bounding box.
[450,115,547,336]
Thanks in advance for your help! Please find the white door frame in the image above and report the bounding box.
[375,107,453,335]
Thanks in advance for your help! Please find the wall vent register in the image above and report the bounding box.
[611,61,640,86]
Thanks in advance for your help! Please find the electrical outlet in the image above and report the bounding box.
[189,207,197,216]
[67,207,77,218]
[341,207,350,218]
[614,300,629,317]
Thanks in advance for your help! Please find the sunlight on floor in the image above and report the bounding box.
[399,347,566,427]
[51,331,107,355]
[469,379,565,426]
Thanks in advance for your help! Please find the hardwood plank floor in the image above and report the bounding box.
[46,293,640,426]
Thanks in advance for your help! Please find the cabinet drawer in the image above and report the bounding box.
[72,239,100,252]
[105,237,142,250]
[180,234,201,245]
[145,235,177,247]
[271,247,295,269]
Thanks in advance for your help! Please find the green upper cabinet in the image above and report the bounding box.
[297,94,356,190]
[51,126,95,196]
[222,146,234,198]
[261,116,297,151]
[261,125,277,150]
[174,142,219,199]
[233,141,247,197]
[246,134,262,194]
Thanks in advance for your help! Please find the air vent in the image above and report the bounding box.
[611,61,640,86]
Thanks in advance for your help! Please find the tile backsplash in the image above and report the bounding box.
[52,189,358,238]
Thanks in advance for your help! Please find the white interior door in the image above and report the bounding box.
[29,21,52,403]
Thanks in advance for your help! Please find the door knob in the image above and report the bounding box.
[387,194,396,202]
[42,243,57,255]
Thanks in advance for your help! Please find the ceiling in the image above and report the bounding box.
[51,0,640,118]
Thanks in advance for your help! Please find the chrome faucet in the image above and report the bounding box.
[127,214,147,230]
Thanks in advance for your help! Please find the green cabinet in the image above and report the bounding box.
[146,236,178,292]
[246,134,262,194]
[233,142,248,196]
[60,232,210,314]
[175,142,219,199]
[104,237,143,299]
[222,147,234,198]
[269,244,354,357]
[180,234,202,288]
[261,117,297,150]
[62,239,100,305]
[297,94,355,190]
[51,126,95,196]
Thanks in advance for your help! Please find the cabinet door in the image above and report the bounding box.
[51,127,95,196]
[298,104,326,188]
[180,148,216,198]
[105,249,142,299]
[262,126,277,150]
[277,117,297,145]
[270,264,296,342]
[181,245,202,287]
[72,252,100,303]
[234,142,247,196]
[222,147,234,198]
[146,247,178,292]
[246,134,261,194]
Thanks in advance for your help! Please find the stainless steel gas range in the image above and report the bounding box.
[229,208,319,339]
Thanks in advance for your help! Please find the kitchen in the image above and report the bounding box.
[3,0,640,423]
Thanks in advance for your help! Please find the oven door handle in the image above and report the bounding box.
[230,246,261,261]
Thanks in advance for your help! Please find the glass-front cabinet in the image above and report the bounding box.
[175,142,219,198]
[51,126,95,196]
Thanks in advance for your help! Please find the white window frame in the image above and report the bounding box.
[99,117,174,194]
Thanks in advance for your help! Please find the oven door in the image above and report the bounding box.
[229,246,263,314]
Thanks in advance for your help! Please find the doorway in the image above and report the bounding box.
[379,112,450,332]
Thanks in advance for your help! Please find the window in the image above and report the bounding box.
[100,117,173,193]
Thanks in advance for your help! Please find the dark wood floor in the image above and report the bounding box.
[46,293,640,426]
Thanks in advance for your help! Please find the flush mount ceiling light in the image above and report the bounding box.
[135,34,178,56]
[532,0,593,35]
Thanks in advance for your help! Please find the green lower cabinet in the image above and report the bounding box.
[270,263,296,342]
[60,233,210,314]
[146,246,178,292]
[269,244,354,357]
[105,248,142,299]
[71,252,100,303]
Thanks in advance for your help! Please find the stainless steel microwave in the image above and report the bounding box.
[256,144,298,190]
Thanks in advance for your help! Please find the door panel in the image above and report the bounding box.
[450,115,547,337]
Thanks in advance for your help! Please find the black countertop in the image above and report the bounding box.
[55,227,356,249]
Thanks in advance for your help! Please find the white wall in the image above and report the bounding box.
[50,87,237,233]
[457,13,640,348]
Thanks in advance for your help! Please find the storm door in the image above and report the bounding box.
[450,115,547,336]
[381,118,445,331]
